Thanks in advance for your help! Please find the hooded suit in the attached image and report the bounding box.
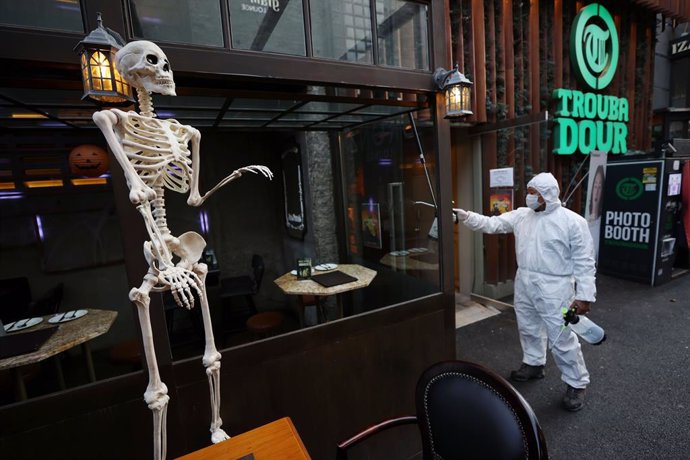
[462,172,596,388]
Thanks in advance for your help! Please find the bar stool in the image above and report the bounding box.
[246,311,285,338]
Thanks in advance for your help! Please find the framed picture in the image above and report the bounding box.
[361,203,382,249]
[281,146,306,239]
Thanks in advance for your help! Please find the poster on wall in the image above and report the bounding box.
[489,190,513,215]
[585,150,608,257]
[361,203,382,249]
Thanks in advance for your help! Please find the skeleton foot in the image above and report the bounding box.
[211,428,230,444]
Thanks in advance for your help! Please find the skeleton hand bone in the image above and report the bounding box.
[157,266,202,309]
[234,165,273,180]
[188,164,273,207]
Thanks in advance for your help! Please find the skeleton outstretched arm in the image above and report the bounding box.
[92,110,157,205]
[187,128,273,207]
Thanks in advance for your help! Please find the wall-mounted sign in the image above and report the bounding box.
[489,167,514,187]
[670,36,690,58]
[552,3,628,155]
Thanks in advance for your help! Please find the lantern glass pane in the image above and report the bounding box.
[101,65,112,80]
[462,86,471,111]
[93,78,102,90]
[103,79,112,91]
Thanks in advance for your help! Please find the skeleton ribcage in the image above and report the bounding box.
[121,116,193,193]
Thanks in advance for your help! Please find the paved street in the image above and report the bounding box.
[456,273,690,460]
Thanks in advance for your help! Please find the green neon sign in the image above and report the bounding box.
[571,3,619,90]
[553,3,627,155]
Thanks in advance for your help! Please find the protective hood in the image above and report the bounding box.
[527,172,561,212]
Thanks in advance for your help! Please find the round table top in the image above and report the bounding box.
[273,264,377,296]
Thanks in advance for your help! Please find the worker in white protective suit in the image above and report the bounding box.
[454,172,596,411]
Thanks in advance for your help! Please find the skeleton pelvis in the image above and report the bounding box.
[172,231,206,269]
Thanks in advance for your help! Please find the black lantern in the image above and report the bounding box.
[74,13,133,105]
[433,65,473,118]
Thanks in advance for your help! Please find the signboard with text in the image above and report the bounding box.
[597,160,663,284]
[552,3,629,155]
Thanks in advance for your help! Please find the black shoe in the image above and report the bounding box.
[562,385,586,411]
[510,363,545,382]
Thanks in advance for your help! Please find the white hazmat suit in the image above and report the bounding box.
[461,173,596,388]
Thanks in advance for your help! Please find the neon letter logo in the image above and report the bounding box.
[571,3,619,90]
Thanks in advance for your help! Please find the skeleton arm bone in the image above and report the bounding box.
[137,203,175,269]
[186,129,273,207]
[93,110,157,205]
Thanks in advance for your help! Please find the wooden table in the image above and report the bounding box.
[274,264,377,323]
[176,417,310,460]
[0,309,118,400]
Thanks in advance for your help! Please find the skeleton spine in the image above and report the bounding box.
[137,88,156,118]
[151,185,170,237]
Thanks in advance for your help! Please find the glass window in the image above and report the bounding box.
[0,0,82,32]
[130,0,224,47]
[376,0,429,70]
[228,0,306,55]
[311,0,373,64]
[670,59,689,108]
[339,111,441,312]
[669,121,686,140]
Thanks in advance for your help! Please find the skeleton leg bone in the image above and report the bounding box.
[192,262,229,443]
[130,273,170,460]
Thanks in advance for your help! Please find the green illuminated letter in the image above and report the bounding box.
[554,118,578,155]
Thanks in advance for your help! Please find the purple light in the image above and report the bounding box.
[0,191,24,200]
[35,215,45,242]
[55,5,80,12]
[368,197,375,213]
[141,16,163,24]
[199,210,210,234]
[39,121,67,127]
[156,111,176,118]
[378,159,392,166]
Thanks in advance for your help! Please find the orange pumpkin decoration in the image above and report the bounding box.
[69,144,109,177]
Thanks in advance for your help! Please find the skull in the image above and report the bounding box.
[115,40,176,96]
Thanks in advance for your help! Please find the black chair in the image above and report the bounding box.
[336,360,548,460]
[0,277,32,324]
[219,254,264,328]
[0,278,63,324]
[28,282,63,318]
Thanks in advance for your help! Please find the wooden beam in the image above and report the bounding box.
[472,0,487,122]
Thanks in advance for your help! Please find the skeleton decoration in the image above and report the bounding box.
[93,40,272,460]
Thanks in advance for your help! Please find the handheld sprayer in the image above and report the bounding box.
[552,307,607,349]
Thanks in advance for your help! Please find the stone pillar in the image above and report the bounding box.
[304,129,338,264]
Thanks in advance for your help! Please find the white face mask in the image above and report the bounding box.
[526,194,541,210]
